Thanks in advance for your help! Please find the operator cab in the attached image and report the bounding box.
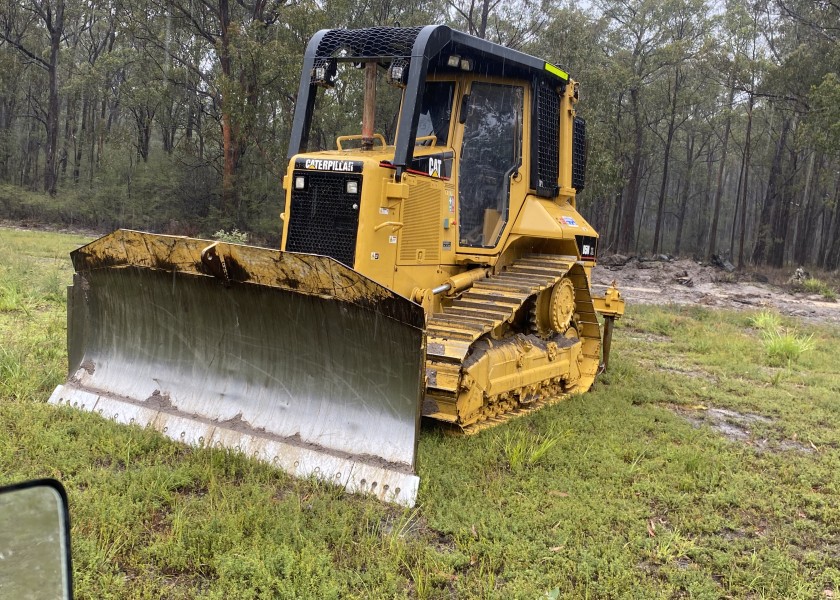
[283,25,586,283]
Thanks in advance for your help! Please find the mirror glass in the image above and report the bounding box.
[0,480,71,599]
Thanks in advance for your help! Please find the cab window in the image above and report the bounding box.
[416,82,455,145]
[458,83,523,248]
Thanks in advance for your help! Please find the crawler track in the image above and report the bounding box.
[422,255,602,430]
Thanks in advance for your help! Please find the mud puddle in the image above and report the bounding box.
[674,405,814,453]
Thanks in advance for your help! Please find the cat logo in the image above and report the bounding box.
[428,157,442,178]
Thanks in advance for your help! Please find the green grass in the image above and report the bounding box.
[749,310,817,366]
[801,277,837,301]
[3,227,840,598]
[762,328,816,366]
[750,309,783,333]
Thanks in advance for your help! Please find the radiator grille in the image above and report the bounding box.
[535,82,559,197]
[399,180,440,263]
[286,171,361,267]
[572,117,587,191]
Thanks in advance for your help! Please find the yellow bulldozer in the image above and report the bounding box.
[49,25,624,506]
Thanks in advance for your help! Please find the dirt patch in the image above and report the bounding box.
[379,510,457,553]
[624,332,672,343]
[593,256,840,326]
[672,405,814,453]
[638,358,717,383]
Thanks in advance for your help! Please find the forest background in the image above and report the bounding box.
[0,0,838,269]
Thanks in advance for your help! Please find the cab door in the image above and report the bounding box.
[455,80,527,251]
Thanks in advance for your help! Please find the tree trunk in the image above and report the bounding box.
[218,0,239,216]
[752,115,792,265]
[652,70,682,255]
[793,152,818,265]
[0,93,14,181]
[729,126,748,260]
[73,96,88,185]
[695,146,715,254]
[619,87,643,253]
[132,107,154,161]
[674,134,695,256]
[824,180,840,270]
[737,91,754,268]
[44,0,65,196]
[707,78,735,259]
[768,130,797,267]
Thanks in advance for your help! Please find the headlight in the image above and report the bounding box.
[346,180,358,194]
[295,176,305,190]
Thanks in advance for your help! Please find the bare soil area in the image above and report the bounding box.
[591,255,840,325]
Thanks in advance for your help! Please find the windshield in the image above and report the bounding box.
[416,82,455,146]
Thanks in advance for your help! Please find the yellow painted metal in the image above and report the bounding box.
[336,133,387,150]
[592,282,626,319]
[557,79,578,207]
[423,258,603,428]
[510,197,597,239]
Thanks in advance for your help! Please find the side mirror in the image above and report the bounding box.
[0,479,72,599]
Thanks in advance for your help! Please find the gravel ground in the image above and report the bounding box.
[591,255,840,326]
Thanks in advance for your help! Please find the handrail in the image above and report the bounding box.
[336,133,387,150]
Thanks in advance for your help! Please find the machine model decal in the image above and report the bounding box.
[294,158,364,173]
[410,151,453,179]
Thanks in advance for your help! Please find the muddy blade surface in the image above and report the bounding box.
[49,230,426,506]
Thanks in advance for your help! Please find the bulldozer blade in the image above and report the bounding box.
[48,230,426,506]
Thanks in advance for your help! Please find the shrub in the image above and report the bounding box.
[212,228,249,244]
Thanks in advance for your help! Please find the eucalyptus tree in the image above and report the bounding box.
[0,0,65,194]
[445,0,546,47]
[536,4,626,242]
[749,0,838,267]
[648,0,708,255]
[595,0,684,254]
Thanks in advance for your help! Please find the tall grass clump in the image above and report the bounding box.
[749,311,816,366]
[763,328,815,366]
[750,310,782,333]
[802,278,837,301]
[500,429,559,471]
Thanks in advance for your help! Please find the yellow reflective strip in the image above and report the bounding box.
[544,62,568,80]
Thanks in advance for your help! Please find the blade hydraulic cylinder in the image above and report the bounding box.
[49,230,426,506]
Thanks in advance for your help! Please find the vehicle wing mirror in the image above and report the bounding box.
[0,479,72,599]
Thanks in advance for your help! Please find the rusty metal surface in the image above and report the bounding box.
[59,230,426,505]
[70,229,425,328]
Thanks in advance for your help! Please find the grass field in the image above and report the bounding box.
[2,226,840,599]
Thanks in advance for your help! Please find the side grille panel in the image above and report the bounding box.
[572,117,587,192]
[399,179,441,263]
[534,81,560,198]
[286,171,361,268]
